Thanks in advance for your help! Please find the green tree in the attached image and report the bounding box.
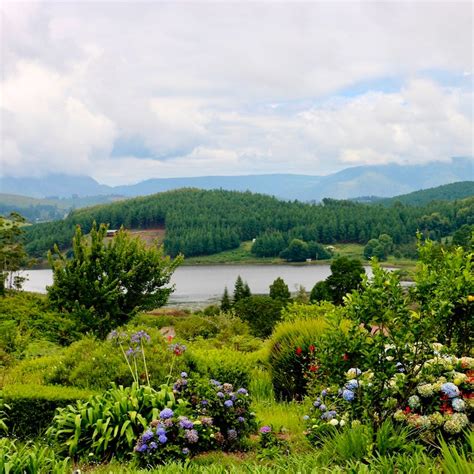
[452,224,473,250]
[0,212,29,294]
[310,281,331,303]
[269,277,291,302]
[233,275,251,303]
[326,257,365,304]
[220,286,232,312]
[234,295,283,338]
[279,239,308,262]
[47,223,182,338]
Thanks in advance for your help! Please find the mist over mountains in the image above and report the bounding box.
[1,157,472,202]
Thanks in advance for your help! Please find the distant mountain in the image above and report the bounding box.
[1,157,472,202]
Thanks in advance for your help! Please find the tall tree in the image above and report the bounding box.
[269,277,291,302]
[47,223,182,338]
[220,286,232,312]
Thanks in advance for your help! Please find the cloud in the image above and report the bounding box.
[1,1,472,184]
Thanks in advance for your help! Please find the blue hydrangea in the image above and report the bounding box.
[179,418,194,429]
[156,426,166,436]
[217,392,225,398]
[159,408,174,419]
[136,443,148,452]
[313,398,321,407]
[142,429,154,443]
[321,389,328,397]
[237,416,245,423]
[224,400,234,408]
[441,383,460,399]
[237,388,248,395]
[201,400,208,406]
[342,389,355,402]
[319,404,327,411]
[158,434,168,444]
[346,379,359,390]
[181,371,188,378]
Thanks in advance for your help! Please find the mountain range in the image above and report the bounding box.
[1,157,472,202]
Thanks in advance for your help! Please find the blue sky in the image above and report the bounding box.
[1,1,472,185]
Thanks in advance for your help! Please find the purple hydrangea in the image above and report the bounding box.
[217,392,225,398]
[179,418,194,429]
[441,383,460,399]
[343,389,355,402]
[159,408,174,419]
[156,426,166,436]
[237,416,245,423]
[184,429,199,443]
[224,400,234,408]
[237,388,248,395]
[158,434,167,444]
[142,430,154,443]
[136,443,148,452]
[259,425,271,434]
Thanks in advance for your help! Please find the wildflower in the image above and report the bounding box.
[184,429,199,443]
[329,419,339,426]
[210,379,222,386]
[296,347,303,355]
[319,404,327,411]
[159,408,174,420]
[452,398,466,412]
[125,347,140,358]
[167,335,174,343]
[441,383,460,399]
[237,388,248,395]
[259,426,271,434]
[158,434,168,444]
[224,400,234,408]
[342,389,355,402]
[313,399,321,407]
[321,389,328,397]
[227,429,238,441]
[347,368,361,379]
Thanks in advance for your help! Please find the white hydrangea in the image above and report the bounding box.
[452,398,466,412]
[443,414,469,434]
[417,384,434,397]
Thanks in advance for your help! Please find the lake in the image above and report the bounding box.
[18,264,380,306]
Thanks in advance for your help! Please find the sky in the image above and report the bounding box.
[1,0,473,185]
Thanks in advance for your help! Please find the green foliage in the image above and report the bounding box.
[0,438,71,474]
[46,383,176,459]
[251,231,287,257]
[48,223,182,338]
[363,233,393,261]
[279,239,308,262]
[310,281,331,303]
[174,316,221,340]
[233,275,251,303]
[0,212,29,293]
[234,296,283,338]
[220,287,232,312]
[268,316,328,400]
[411,238,473,355]
[452,224,473,250]
[439,431,474,474]
[1,384,95,439]
[269,277,290,302]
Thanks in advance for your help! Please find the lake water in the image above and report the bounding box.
[18,264,378,306]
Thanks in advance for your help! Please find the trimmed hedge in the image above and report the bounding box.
[1,384,96,438]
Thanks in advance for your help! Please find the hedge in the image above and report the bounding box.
[1,384,96,438]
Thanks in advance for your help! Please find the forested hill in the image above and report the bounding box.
[375,181,474,206]
[24,188,474,259]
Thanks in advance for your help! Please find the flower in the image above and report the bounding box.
[443,413,469,434]
[159,408,174,420]
[313,399,321,407]
[309,365,318,372]
[200,416,213,426]
[136,443,148,452]
[346,379,359,391]
[321,389,328,397]
[343,353,349,361]
[158,434,167,444]
[227,429,238,440]
[184,429,199,443]
[210,379,222,386]
[182,447,190,455]
[217,392,225,398]
[142,430,154,443]
[309,344,316,352]
[417,383,434,397]
[237,388,248,395]
[319,404,327,411]
[149,441,157,450]
[408,395,421,410]
[329,419,339,426]
[223,383,233,393]
[259,426,271,434]
[167,335,174,342]
[296,347,303,355]
[156,426,166,436]
[452,398,466,412]
[342,389,355,402]
[131,330,151,344]
[181,371,188,378]
[224,400,234,408]
[170,343,186,356]
[441,383,460,399]
[125,346,140,358]
[237,416,245,423]
[303,415,309,420]
[179,418,194,429]
[347,368,362,379]
[201,400,209,406]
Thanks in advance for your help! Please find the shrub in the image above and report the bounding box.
[0,438,71,474]
[268,316,328,400]
[3,354,64,386]
[174,316,220,340]
[1,384,95,438]
[47,383,177,460]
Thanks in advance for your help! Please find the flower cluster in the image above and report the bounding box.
[393,354,473,439]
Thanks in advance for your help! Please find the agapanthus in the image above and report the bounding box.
[170,343,186,356]
[224,400,234,408]
[184,429,199,443]
[441,382,460,399]
[125,346,141,358]
[321,389,328,397]
[181,371,188,378]
[131,330,151,344]
[319,404,327,411]
[342,389,355,402]
[313,399,321,408]
[159,408,174,419]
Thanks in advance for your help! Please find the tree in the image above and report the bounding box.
[452,224,473,250]
[220,286,232,312]
[233,275,251,303]
[325,257,365,305]
[279,239,308,262]
[0,212,29,294]
[269,277,290,302]
[310,281,331,303]
[47,223,183,338]
[234,295,283,338]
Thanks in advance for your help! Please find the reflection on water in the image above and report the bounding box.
[20,264,378,305]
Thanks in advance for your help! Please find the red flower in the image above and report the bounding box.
[295,347,303,356]
[343,353,349,361]
[404,406,411,414]
[167,335,174,343]
[309,365,319,372]
[309,345,315,353]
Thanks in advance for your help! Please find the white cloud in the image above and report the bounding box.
[1,1,472,183]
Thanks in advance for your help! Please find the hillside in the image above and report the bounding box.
[2,157,472,202]
[24,188,474,259]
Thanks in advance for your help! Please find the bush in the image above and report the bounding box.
[0,438,71,474]
[1,384,95,438]
[47,383,176,460]
[3,354,65,386]
[174,316,220,340]
[268,317,328,400]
